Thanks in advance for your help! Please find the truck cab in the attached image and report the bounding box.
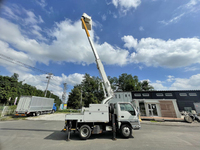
[52,103,57,113]
[114,102,140,130]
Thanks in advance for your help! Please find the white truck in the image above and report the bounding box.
[63,13,140,140]
[15,96,56,116]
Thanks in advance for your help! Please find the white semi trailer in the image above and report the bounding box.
[63,13,140,140]
[15,96,55,116]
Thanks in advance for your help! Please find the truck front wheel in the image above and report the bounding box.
[79,125,91,140]
[120,124,132,138]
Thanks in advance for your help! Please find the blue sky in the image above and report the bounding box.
[0,0,200,102]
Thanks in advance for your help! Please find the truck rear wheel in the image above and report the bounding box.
[79,125,91,140]
[120,124,132,138]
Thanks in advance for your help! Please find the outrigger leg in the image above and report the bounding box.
[66,121,72,141]
[112,114,116,140]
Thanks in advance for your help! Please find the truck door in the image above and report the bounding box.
[117,103,140,129]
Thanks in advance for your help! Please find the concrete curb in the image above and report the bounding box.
[141,120,200,127]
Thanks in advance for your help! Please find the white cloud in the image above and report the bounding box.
[151,80,168,90]
[0,40,35,74]
[170,74,200,90]
[166,75,175,82]
[184,66,199,72]
[18,73,84,98]
[160,13,185,25]
[149,74,200,90]
[24,11,44,25]
[139,26,144,31]
[61,73,84,86]
[1,10,130,66]
[95,42,129,65]
[111,0,141,14]
[101,14,107,21]
[121,35,137,50]
[36,0,47,8]
[160,0,200,25]
[123,35,200,68]
[112,0,141,9]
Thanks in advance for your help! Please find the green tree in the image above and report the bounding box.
[141,80,154,91]
[0,74,62,107]
[67,85,82,109]
[118,73,136,91]
[110,73,154,92]
[11,73,19,81]
[67,73,104,109]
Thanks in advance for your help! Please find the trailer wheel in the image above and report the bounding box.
[36,112,40,116]
[120,124,132,138]
[79,125,91,140]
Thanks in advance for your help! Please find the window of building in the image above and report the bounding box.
[142,93,149,97]
[125,94,127,97]
[165,93,172,96]
[115,94,117,98]
[179,93,187,96]
[119,94,121,98]
[134,93,141,97]
[184,107,192,112]
[128,94,130,97]
[156,93,163,96]
[189,93,197,96]
[139,101,146,116]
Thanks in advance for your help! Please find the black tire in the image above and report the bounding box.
[79,125,91,140]
[35,112,40,116]
[120,124,132,138]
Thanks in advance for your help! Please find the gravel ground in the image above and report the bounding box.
[26,113,200,126]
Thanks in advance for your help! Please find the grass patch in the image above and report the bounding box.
[0,115,27,121]
[150,120,158,123]
[56,109,81,113]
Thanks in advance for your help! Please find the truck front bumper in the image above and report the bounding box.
[130,121,141,130]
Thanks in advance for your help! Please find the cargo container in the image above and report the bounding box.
[15,96,55,116]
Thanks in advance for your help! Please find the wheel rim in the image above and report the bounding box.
[122,127,130,137]
[81,128,89,138]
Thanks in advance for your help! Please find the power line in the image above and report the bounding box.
[0,54,63,84]
[0,54,48,74]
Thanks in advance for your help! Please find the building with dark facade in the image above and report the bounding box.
[109,90,200,118]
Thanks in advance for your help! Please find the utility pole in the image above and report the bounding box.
[62,83,67,103]
[44,73,53,97]
[49,90,53,98]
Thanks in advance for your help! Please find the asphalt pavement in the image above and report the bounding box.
[0,114,200,150]
[26,113,200,127]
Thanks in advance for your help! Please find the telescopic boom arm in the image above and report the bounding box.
[81,13,114,104]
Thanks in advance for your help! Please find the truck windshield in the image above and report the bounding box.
[120,103,136,116]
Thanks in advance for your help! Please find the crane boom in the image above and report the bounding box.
[81,13,114,104]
